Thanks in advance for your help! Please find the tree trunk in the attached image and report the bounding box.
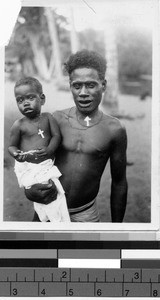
[103,22,119,115]
[45,7,63,81]
[70,7,79,53]
[28,33,52,81]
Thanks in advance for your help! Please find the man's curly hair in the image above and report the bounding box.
[14,77,43,94]
[64,50,107,80]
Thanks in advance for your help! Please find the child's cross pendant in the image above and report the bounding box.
[38,129,45,138]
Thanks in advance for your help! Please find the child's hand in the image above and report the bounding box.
[14,150,39,163]
[36,147,48,157]
[13,150,27,162]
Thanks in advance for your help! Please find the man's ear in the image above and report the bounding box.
[102,79,107,92]
[40,93,45,105]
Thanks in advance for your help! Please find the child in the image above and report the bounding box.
[8,77,70,222]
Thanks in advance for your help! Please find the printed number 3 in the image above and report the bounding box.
[13,288,18,296]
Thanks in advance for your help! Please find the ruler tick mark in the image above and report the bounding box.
[122,281,124,297]
[38,282,40,297]
[140,269,142,282]
[94,282,96,297]
[150,282,152,297]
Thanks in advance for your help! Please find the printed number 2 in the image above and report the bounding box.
[62,271,67,279]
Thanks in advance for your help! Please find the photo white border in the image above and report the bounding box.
[0,0,159,232]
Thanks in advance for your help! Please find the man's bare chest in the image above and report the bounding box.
[60,125,111,155]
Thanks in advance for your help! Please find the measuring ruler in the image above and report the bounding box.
[0,267,160,297]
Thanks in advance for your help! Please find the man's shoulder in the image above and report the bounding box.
[102,112,126,137]
[52,108,72,123]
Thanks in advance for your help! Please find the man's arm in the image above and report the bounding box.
[110,124,128,222]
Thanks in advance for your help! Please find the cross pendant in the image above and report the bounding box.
[84,116,91,126]
[38,129,45,138]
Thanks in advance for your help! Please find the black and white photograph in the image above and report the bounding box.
[2,0,159,230]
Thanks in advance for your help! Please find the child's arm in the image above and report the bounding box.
[8,121,39,163]
[37,113,61,159]
[8,120,23,161]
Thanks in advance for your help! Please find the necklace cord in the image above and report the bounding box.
[68,107,103,130]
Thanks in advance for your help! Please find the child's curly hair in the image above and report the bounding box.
[14,77,43,94]
[64,50,107,80]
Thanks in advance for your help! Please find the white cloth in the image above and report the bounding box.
[14,159,70,222]
[69,199,100,222]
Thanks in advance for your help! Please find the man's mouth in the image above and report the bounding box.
[78,100,92,107]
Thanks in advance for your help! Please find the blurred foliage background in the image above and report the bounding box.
[5,6,152,98]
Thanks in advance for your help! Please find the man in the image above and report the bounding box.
[25,50,128,222]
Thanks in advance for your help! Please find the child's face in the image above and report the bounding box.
[14,84,44,118]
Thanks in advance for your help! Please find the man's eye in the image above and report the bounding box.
[73,84,81,89]
[87,83,96,88]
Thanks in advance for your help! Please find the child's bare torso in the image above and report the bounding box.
[19,113,51,152]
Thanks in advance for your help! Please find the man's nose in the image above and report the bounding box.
[79,85,89,97]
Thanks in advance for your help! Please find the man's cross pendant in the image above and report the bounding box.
[38,129,45,138]
[84,116,91,127]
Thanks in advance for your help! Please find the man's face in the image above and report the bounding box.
[15,84,44,118]
[70,68,106,114]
